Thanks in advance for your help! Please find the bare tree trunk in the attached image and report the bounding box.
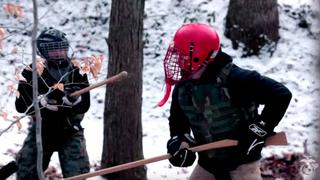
[31,0,44,179]
[101,0,146,180]
[225,0,279,56]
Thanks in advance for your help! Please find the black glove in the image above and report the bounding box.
[62,85,82,105]
[241,120,275,156]
[167,134,196,167]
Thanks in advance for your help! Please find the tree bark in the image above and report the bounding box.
[101,0,146,180]
[225,0,279,56]
[31,0,45,179]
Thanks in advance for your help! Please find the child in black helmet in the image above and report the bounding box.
[15,27,91,179]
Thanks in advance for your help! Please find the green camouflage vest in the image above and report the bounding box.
[178,63,257,159]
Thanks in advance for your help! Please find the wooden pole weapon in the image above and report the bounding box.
[65,139,237,180]
[70,71,128,97]
[65,132,287,180]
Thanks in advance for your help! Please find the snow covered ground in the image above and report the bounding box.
[0,0,319,179]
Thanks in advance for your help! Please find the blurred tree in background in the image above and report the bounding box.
[225,0,279,56]
[101,0,146,180]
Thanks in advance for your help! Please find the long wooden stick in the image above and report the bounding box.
[65,139,238,180]
[70,71,128,97]
[65,132,287,180]
[265,131,287,146]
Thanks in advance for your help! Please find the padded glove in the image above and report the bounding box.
[62,85,82,106]
[242,120,275,155]
[39,95,58,111]
[168,148,196,167]
[167,134,196,167]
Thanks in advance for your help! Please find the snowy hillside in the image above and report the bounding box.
[0,0,319,179]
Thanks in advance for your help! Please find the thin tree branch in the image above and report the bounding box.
[1,0,60,41]
[31,0,45,179]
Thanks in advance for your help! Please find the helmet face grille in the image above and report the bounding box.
[38,41,69,60]
[39,41,69,49]
[163,45,191,85]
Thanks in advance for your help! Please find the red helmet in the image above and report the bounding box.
[164,23,220,85]
[159,23,220,106]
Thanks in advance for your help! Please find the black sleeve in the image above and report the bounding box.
[168,85,191,137]
[66,73,90,114]
[228,66,292,132]
[15,69,34,114]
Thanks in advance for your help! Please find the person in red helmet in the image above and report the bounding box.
[159,23,292,180]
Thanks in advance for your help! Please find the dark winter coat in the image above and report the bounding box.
[15,64,90,144]
[168,50,292,172]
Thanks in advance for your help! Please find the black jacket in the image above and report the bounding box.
[168,51,292,170]
[15,64,90,137]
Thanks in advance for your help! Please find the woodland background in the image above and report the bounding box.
[0,0,319,179]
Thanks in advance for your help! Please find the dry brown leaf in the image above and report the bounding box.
[36,57,46,75]
[7,83,19,97]
[16,120,22,130]
[72,55,104,77]
[0,28,5,49]
[25,57,45,74]
[71,59,81,69]
[25,65,32,72]
[13,116,22,130]
[52,83,64,92]
[3,3,24,17]
[90,55,103,80]
[80,59,91,75]
[0,112,8,120]
[16,91,20,98]
[11,47,18,54]
[15,69,27,82]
